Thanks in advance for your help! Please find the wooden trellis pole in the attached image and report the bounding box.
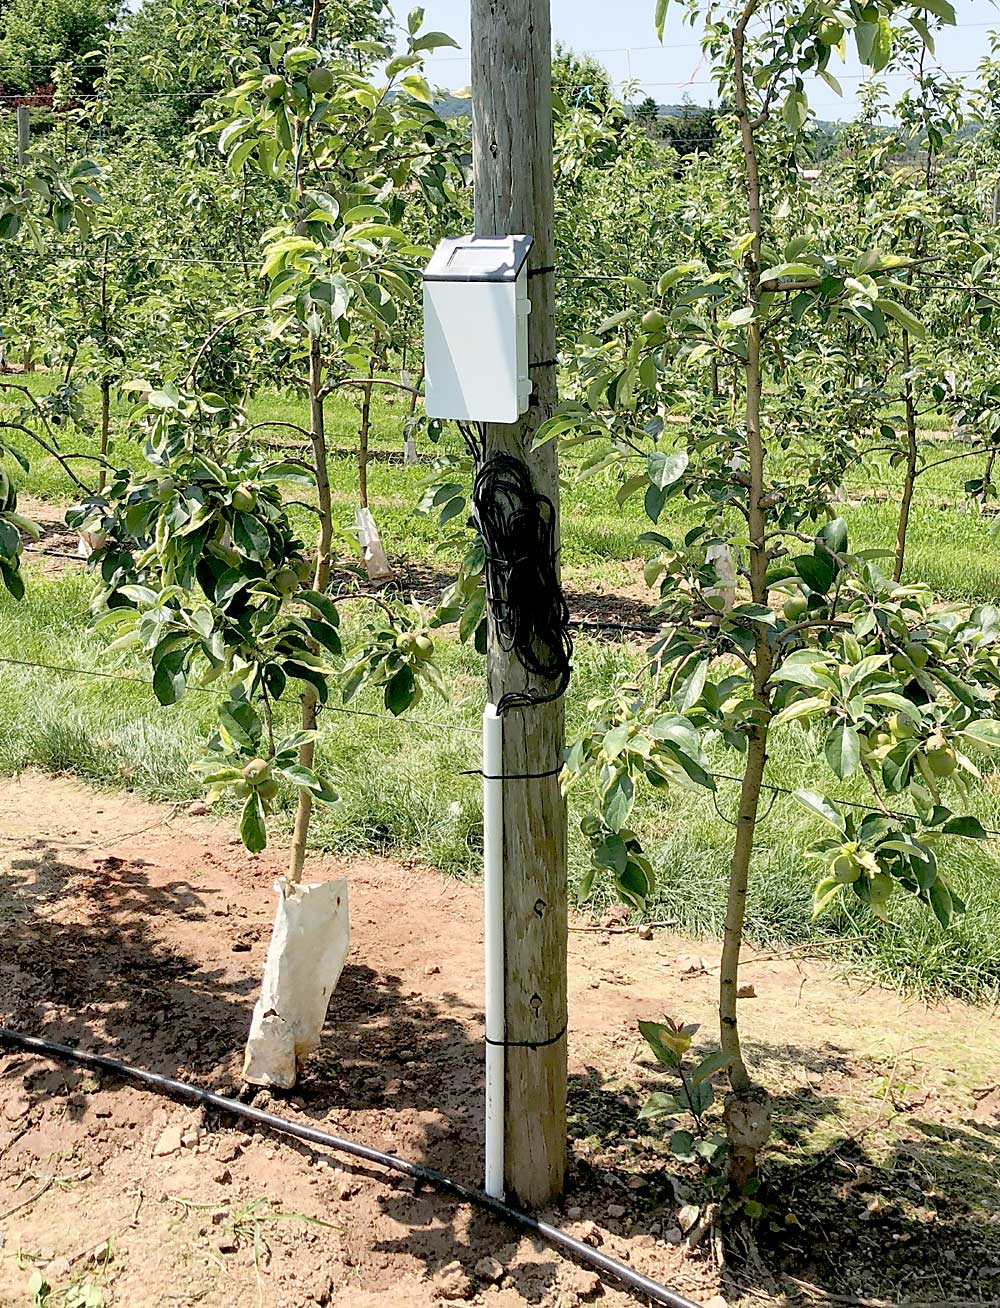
[470,0,567,1206]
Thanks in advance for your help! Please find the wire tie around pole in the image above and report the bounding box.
[485,1022,567,1050]
[460,765,563,780]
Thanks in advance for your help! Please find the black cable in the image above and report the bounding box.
[471,453,573,714]
[0,1027,699,1308]
[460,765,563,780]
[485,1021,567,1050]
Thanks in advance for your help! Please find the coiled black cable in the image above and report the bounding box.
[468,450,573,714]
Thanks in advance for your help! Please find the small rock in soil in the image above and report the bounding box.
[561,1266,602,1297]
[433,1259,474,1300]
[565,1206,582,1220]
[576,1221,602,1247]
[662,1226,683,1244]
[153,1124,184,1157]
[474,1256,503,1282]
[607,1203,626,1218]
[4,1091,31,1120]
[187,801,209,816]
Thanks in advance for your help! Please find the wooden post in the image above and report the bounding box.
[471,0,567,1207]
[16,105,30,167]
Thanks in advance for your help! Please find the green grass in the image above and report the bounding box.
[3,376,1000,1002]
[2,569,1000,1004]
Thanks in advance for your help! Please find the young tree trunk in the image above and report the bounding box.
[982,446,997,508]
[723,4,774,1194]
[893,331,918,583]
[98,376,111,495]
[358,351,375,510]
[98,238,111,494]
[288,333,333,884]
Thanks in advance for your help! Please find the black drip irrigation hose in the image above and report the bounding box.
[0,1027,699,1308]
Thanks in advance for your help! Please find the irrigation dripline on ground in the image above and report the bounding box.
[0,1026,700,1308]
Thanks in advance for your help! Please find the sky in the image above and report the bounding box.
[395,0,1000,119]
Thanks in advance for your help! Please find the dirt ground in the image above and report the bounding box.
[0,774,998,1308]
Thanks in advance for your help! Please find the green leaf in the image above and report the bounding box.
[812,874,842,918]
[655,0,669,41]
[669,1129,696,1161]
[771,650,830,687]
[603,771,634,830]
[594,834,628,874]
[240,790,267,853]
[793,790,845,832]
[298,589,339,625]
[412,31,460,52]
[879,298,926,341]
[618,858,652,907]
[647,450,688,490]
[638,1090,683,1119]
[794,551,835,594]
[825,722,861,780]
[261,462,315,486]
[644,483,666,523]
[219,699,262,750]
[232,512,270,561]
[940,815,988,840]
[929,879,954,928]
[961,720,1000,750]
[673,658,708,712]
[782,89,809,131]
[385,664,416,715]
[152,648,188,705]
[818,517,848,555]
[691,1049,731,1087]
[638,1019,681,1069]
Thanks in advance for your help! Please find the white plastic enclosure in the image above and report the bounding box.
[423,234,533,424]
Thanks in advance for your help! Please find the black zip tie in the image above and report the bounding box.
[485,1022,567,1050]
[527,264,555,278]
[460,765,563,780]
[529,359,558,369]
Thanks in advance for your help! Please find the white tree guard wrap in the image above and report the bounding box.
[355,506,394,582]
[242,877,350,1089]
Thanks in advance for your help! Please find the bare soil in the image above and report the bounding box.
[0,774,998,1308]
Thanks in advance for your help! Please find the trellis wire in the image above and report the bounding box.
[1,651,998,835]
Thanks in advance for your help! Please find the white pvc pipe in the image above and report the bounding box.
[483,702,505,1200]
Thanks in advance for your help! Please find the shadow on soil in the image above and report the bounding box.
[567,1036,1000,1305]
[0,845,613,1303]
[7,845,994,1305]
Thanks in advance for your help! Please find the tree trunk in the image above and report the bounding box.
[982,446,997,509]
[358,350,375,510]
[723,5,774,1193]
[98,376,110,494]
[472,0,567,1208]
[893,331,918,583]
[288,334,332,884]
